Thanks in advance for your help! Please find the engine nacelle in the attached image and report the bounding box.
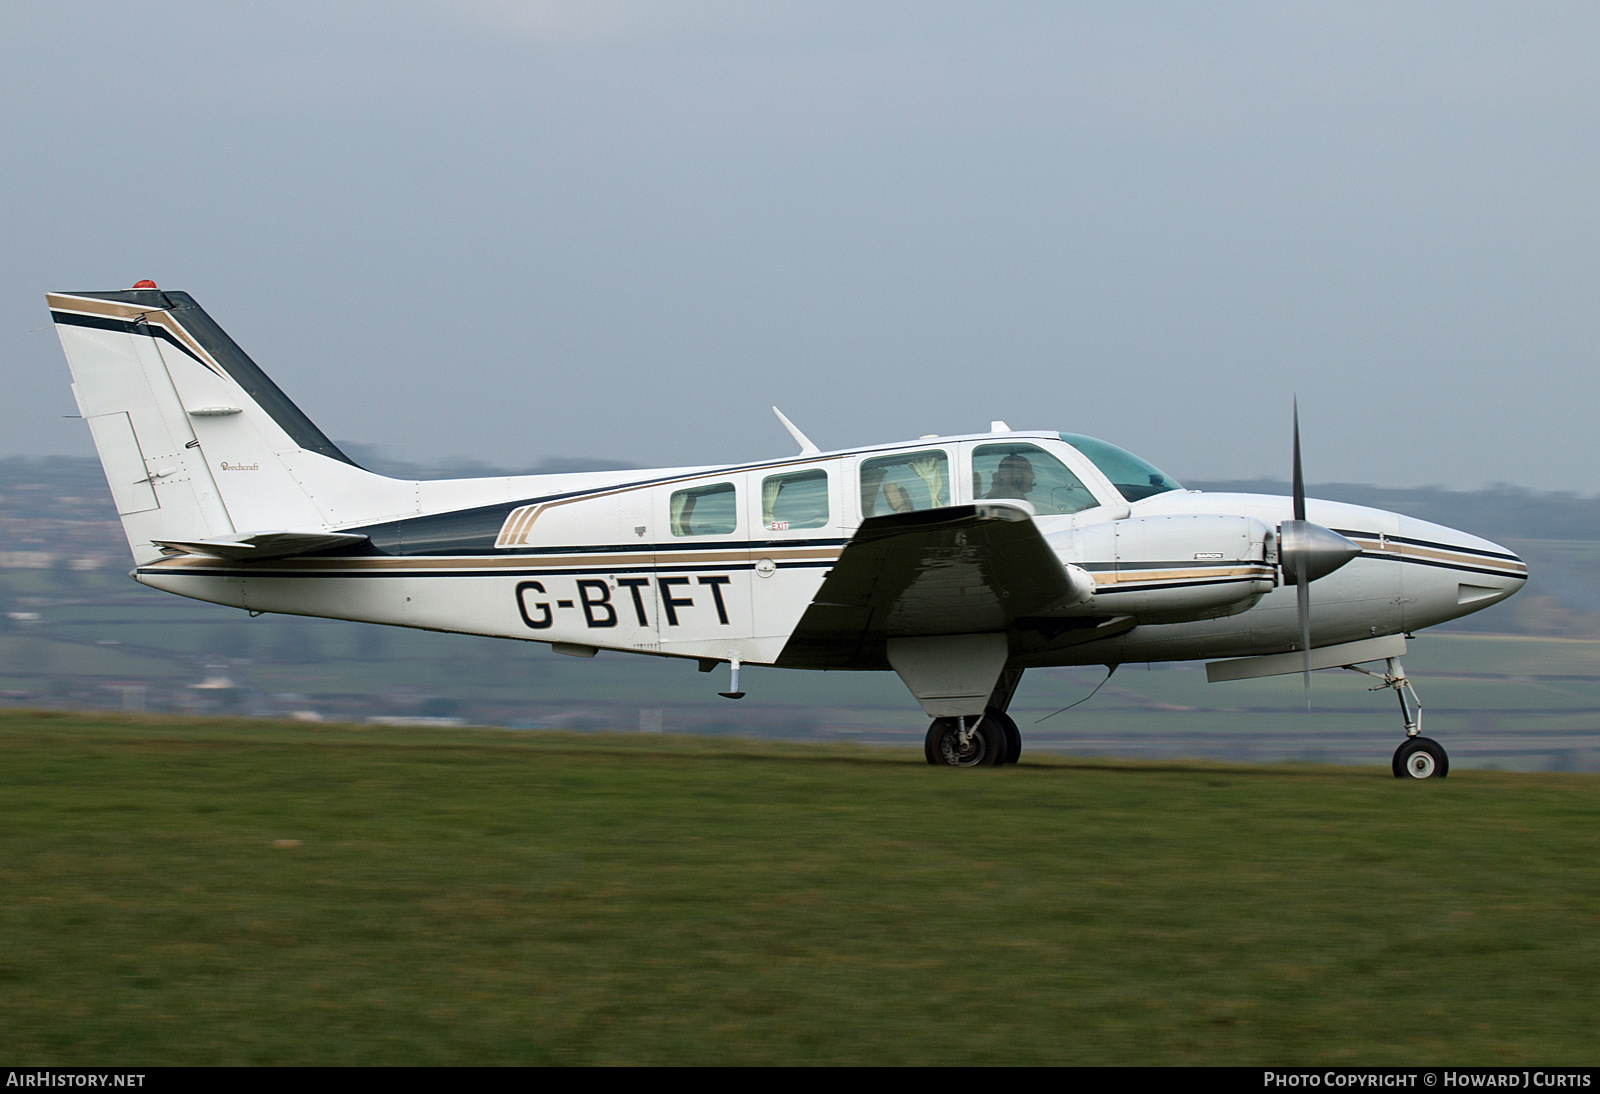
[1065,514,1277,624]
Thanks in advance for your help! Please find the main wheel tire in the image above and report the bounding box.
[924,718,952,764]
[987,707,1022,766]
[925,715,1006,768]
[1393,736,1449,779]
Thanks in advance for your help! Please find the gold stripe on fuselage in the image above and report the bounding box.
[1092,565,1276,587]
[1341,535,1527,577]
[147,544,845,574]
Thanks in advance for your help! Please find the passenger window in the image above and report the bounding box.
[670,482,737,536]
[762,469,829,530]
[973,442,1096,516]
[860,451,949,518]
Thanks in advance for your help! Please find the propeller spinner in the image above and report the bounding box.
[1278,401,1361,708]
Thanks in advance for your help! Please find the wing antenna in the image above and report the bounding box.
[773,406,821,456]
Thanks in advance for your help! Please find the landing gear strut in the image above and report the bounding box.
[921,713,1004,764]
[1345,656,1448,779]
[925,669,1024,768]
[925,710,1012,767]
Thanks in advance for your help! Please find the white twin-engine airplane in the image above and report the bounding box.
[49,285,1528,776]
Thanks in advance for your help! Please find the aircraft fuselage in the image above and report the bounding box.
[130,432,1526,672]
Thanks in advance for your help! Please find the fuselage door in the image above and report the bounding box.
[751,461,843,642]
[650,476,753,659]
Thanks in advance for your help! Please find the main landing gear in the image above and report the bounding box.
[1347,656,1448,779]
[924,667,1025,768]
[924,708,1022,768]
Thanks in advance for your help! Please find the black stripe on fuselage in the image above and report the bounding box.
[1331,528,1523,563]
[1354,551,1527,581]
[1078,560,1272,573]
[135,559,839,580]
[1095,575,1270,595]
[136,551,1521,599]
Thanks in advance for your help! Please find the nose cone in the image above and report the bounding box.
[1281,519,1361,584]
[1395,515,1528,628]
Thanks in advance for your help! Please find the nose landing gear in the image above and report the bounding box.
[1346,656,1448,779]
[1393,735,1449,779]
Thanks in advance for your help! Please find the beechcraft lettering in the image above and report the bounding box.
[50,284,1527,773]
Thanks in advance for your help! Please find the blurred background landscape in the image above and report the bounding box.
[6,6,1600,773]
[6,452,1598,772]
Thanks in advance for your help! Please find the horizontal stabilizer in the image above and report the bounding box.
[1205,634,1407,683]
[152,531,368,561]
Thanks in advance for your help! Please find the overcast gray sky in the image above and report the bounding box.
[5,2,1597,490]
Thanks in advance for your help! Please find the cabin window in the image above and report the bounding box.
[1059,433,1183,502]
[762,469,829,531]
[670,482,738,536]
[859,450,948,518]
[972,442,1097,516]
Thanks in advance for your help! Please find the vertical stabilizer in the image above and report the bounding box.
[49,288,414,564]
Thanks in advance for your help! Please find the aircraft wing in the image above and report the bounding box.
[151,531,369,561]
[776,501,1098,669]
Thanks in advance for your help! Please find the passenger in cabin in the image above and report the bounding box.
[859,451,948,517]
[883,482,915,513]
[983,454,1037,502]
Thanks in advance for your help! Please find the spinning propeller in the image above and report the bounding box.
[1277,401,1361,708]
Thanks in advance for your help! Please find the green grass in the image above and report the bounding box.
[3,710,1598,1065]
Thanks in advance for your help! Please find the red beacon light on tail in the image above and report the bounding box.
[132,280,157,289]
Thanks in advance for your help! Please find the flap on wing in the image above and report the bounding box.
[777,502,1095,667]
[151,531,369,561]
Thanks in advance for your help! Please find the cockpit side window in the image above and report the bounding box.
[1059,434,1183,502]
[860,450,948,518]
[670,482,738,536]
[972,442,1097,515]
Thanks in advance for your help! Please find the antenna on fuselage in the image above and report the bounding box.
[772,407,821,456]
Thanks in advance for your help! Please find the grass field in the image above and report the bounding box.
[3,710,1598,1065]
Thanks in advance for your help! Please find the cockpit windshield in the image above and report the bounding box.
[1059,434,1183,502]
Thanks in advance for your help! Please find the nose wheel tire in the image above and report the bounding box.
[1393,736,1449,779]
[925,714,1007,768]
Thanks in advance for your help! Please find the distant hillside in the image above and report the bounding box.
[1187,480,1600,543]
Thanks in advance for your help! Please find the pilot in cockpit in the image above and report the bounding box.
[983,453,1036,503]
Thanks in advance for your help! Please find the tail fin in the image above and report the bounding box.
[49,287,412,564]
